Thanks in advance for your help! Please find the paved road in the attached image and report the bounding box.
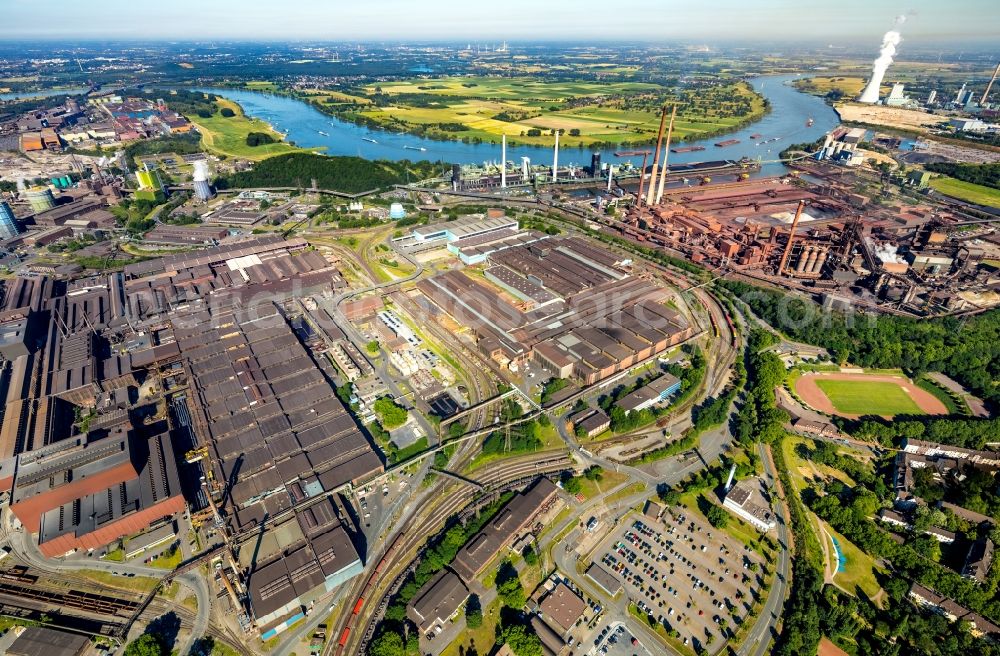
[0,507,212,654]
[736,443,791,656]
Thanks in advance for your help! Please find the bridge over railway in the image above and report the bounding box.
[438,386,537,432]
[428,467,485,490]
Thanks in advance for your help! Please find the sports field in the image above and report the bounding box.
[795,372,948,418]
[311,76,767,148]
[191,99,302,160]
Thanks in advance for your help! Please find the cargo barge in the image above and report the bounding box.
[715,139,741,147]
[671,145,706,154]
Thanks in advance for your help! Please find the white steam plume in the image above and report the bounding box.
[859,16,906,103]
[192,160,210,182]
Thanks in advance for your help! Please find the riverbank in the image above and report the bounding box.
[287,77,769,149]
[193,74,837,170]
[188,97,305,160]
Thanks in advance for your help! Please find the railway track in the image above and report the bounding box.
[330,451,572,656]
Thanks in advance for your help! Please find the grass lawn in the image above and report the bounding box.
[929,177,1000,209]
[917,377,968,415]
[576,470,628,500]
[149,546,182,570]
[793,76,869,98]
[605,481,648,505]
[826,522,883,600]
[191,99,302,160]
[439,597,501,656]
[814,379,924,416]
[628,603,695,656]
[76,569,159,594]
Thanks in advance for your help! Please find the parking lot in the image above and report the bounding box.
[589,621,654,656]
[596,510,767,653]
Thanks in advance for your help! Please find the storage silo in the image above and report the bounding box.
[24,186,56,213]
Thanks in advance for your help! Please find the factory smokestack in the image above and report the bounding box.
[645,106,669,205]
[552,130,559,183]
[501,135,507,189]
[981,62,1000,106]
[655,105,677,205]
[859,16,905,103]
[778,201,806,275]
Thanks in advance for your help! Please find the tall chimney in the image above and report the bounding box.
[655,105,677,204]
[607,164,614,192]
[982,62,1000,105]
[778,200,805,274]
[646,106,669,205]
[725,463,737,492]
[501,135,507,188]
[552,130,559,183]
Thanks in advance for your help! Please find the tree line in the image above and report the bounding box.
[216,153,442,194]
[926,162,1000,190]
[716,280,1000,409]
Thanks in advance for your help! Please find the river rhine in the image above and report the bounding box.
[195,74,838,177]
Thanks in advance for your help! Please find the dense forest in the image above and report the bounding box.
[926,162,1000,190]
[716,280,1000,408]
[216,153,442,194]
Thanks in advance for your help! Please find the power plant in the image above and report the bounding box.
[192,160,215,201]
[858,16,905,103]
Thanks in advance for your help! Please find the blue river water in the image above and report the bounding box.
[0,87,89,101]
[196,74,839,175]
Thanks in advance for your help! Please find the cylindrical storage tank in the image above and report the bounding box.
[796,246,811,272]
[812,249,828,274]
[25,186,56,213]
[804,248,819,273]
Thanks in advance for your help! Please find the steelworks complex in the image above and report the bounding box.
[0,233,382,635]
[405,216,694,383]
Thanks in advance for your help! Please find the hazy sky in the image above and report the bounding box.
[2,0,998,42]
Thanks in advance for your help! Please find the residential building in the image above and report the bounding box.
[963,538,995,584]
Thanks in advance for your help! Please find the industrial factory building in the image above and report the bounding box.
[0,232,379,635]
[8,428,185,557]
[249,500,364,636]
[722,479,776,532]
[394,213,519,256]
[417,234,691,383]
[407,569,470,635]
[615,373,682,414]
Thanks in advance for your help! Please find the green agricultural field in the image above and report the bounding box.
[793,76,869,99]
[191,99,302,160]
[312,75,766,148]
[814,379,924,416]
[929,176,1000,209]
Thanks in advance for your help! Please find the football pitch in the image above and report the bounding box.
[813,379,924,416]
